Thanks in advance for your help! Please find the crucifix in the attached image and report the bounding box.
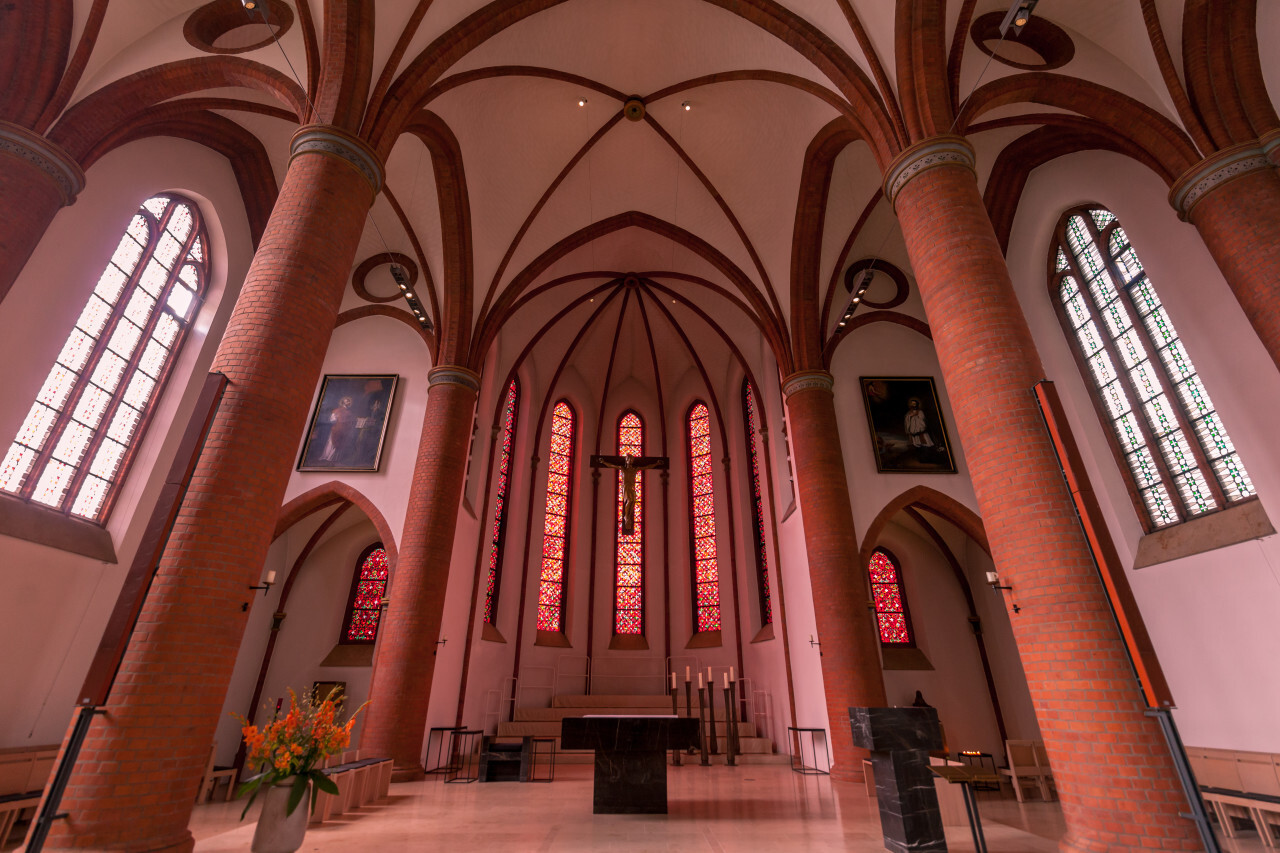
[590,453,669,535]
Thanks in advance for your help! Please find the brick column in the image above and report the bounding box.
[0,121,84,303]
[362,365,479,779]
[1171,143,1280,373]
[45,126,382,853]
[782,370,886,782]
[885,136,1199,852]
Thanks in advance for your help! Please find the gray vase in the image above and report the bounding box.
[251,778,309,853]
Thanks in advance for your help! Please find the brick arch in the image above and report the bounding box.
[48,57,307,162]
[822,311,932,368]
[893,0,951,140]
[859,485,989,571]
[366,0,898,164]
[313,0,376,130]
[336,305,437,352]
[275,481,399,567]
[960,72,1201,179]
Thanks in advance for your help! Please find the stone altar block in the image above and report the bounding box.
[849,707,946,853]
[560,715,700,814]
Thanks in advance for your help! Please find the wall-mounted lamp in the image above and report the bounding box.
[986,571,1021,613]
[999,0,1038,37]
[248,569,277,595]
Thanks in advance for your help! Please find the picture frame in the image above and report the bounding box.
[298,374,398,472]
[859,377,956,474]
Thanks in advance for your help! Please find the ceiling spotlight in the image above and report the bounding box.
[682,101,692,111]
[578,97,588,107]
[999,0,1038,37]
[241,0,258,9]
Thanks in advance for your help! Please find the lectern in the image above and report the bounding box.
[560,715,700,814]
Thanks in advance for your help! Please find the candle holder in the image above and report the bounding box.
[669,683,682,766]
[705,684,718,756]
[696,687,711,766]
[722,685,737,766]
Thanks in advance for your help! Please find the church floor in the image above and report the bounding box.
[177,764,1271,853]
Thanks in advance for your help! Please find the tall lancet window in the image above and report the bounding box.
[536,400,575,633]
[613,411,645,635]
[868,548,913,646]
[742,381,772,625]
[1,195,207,521]
[341,544,389,643]
[483,378,519,624]
[687,402,721,632]
[1052,207,1253,530]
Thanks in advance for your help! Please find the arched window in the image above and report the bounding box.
[1051,206,1254,530]
[1,195,207,522]
[614,411,645,635]
[742,380,772,625]
[868,548,913,646]
[341,544,389,643]
[687,402,721,632]
[483,378,519,624]
[536,400,575,633]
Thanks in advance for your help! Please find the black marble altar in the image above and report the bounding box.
[560,715,700,814]
[849,707,947,853]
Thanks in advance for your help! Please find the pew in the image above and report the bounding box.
[0,745,58,846]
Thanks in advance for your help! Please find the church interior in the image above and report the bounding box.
[2,0,1280,850]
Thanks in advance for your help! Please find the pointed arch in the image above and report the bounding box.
[686,400,721,633]
[613,410,646,636]
[858,485,989,571]
[535,399,576,633]
[274,480,399,566]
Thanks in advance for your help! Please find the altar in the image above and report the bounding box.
[559,715,700,814]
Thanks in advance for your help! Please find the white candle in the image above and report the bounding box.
[671,672,677,690]
[729,666,735,682]
[707,666,713,682]
[986,571,999,584]
[723,672,729,688]
[698,673,704,688]
[265,570,276,584]
[685,666,690,682]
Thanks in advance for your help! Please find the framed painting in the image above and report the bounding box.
[859,377,956,474]
[298,375,398,472]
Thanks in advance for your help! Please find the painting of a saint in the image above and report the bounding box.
[298,375,398,471]
[859,377,956,474]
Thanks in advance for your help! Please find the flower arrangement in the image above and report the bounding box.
[236,687,366,818]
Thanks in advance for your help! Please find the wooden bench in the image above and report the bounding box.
[1186,746,1280,846]
[0,744,58,846]
[309,751,393,826]
[999,740,1054,803]
[197,740,237,804]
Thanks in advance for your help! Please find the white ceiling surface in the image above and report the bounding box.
[52,0,1242,364]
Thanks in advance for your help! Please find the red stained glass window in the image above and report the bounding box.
[536,401,575,632]
[868,549,913,646]
[484,379,519,624]
[687,402,721,632]
[742,381,772,625]
[614,411,645,635]
[342,544,389,643]
[1,195,207,521]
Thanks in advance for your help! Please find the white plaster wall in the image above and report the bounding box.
[1004,149,1280,752]
[0,138,253,748]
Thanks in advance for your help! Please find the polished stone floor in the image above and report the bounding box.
[179,764,1272,852]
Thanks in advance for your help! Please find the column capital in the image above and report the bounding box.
[289,125,384,196]
[781,369,834,398]
[0,120,85,205]
[883,135,975,209]
[427,365,481,392]
[1170,141,1273,219]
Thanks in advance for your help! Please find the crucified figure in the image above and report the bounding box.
[590,453,669,535]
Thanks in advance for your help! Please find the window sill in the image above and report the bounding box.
[535,629,571,648]
[685,629,722,649]
[1134,498,1274,569]
[881,646,934,671]
[0,494,117,562]
[482,622,507,643]
[319,644,374,667]
[609,633,649,651]
[750,623,775,644]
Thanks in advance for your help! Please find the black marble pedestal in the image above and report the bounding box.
[560,715,700,814]
[849,707,947,853]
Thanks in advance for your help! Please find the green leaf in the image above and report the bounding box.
[286,776,309,816]
[313,774,339,795]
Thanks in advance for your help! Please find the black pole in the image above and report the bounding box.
[26,706,105,850]
[1146,708,1221,853]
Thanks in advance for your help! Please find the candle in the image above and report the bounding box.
[723,672,728,688]
[698,673,704,688]
[671,672,677,690]
[265,570,276,584]
[707,666,713,682]
[986,571,999,584]
[809,634,814,643]
[729,666,735,682]
[685,666,690,682]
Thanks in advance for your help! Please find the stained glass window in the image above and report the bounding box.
[614,411,645,635]
[536,401,575,632]
[742,381,772,625]
[868,549,913,646]
[341,544,389,643]
[687,402,721,632]
[1052,206,1253,530]
[1,195,206,522]
[483,379,519,624]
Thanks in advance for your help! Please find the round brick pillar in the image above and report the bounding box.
[362,365,479,779]
[1171,144,1280,373]
[782,370,887,782]
[886,136,1200,852]
[0,121,84,304]
[44,126,382,853]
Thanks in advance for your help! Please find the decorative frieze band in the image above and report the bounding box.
[883,136,976,208]
[289,126,384,195]
[1170,143,1273,219]
[428,365,481,392]
[0,121,85,205]
[782,370,835,398]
